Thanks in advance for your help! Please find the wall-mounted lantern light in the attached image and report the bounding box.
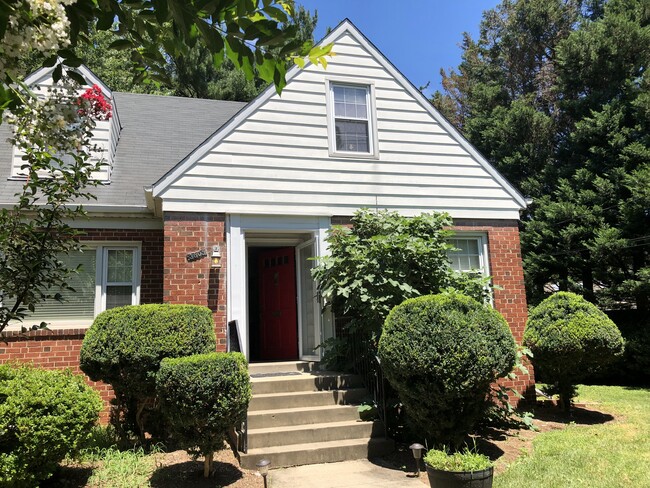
[211,244,222,268]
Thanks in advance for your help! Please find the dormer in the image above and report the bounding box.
[9,65,121,183]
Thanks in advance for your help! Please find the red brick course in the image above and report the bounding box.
[163,212,227,350]
[453,219,535,403]
[0,329,113,422]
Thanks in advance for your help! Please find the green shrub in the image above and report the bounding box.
[156,352,251,477]
[0,364,102,487]
[79,304,217,439]
[424,448,493,472]
[524,292,625,410]
[378,292,517,449]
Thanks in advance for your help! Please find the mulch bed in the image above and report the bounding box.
[47,402,617,487]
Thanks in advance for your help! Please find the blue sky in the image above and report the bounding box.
[298,0,501,96]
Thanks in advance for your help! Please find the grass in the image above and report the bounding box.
[82,447,158,488]
[495,385,650,487]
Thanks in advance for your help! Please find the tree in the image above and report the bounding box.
[0,2,331,333]
[524,292,624,412]
[433,0,650,311]
[0,82,112,334]
[0,0,332,115]
[169,6,318,101]
[312,209,492,367]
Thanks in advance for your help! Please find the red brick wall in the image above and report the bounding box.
[454,219,535,402]
[163,212,228,350]
[0,329,113,421]
[0,227,164,420]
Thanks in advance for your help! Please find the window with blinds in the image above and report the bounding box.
[6,244,140,326]
[17,250,97,322]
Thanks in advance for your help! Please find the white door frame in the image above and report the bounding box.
[226,214,331,361]
[296,238,320,361]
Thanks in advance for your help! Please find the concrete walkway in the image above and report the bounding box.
[268,459,427,488]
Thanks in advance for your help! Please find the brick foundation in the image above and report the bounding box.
[0,329,113,422]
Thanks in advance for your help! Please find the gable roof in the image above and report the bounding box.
[0,93,245,209]
[151,19,527,210]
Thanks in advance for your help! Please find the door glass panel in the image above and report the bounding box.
[299,241,318,357]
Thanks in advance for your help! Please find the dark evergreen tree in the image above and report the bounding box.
[434,0,650,311]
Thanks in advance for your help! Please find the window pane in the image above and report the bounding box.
[335,120,369,152]
[447,238,483,272]
[107,249,133,283]
[333,85,367,120]
[106,285,133,309]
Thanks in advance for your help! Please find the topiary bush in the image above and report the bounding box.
[524,292,625,411]
[156,352,251,478]
[0,364,102,487]
[378,292,517,449]
[79,304,217,440]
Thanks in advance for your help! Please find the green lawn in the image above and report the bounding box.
[496,385,650,487]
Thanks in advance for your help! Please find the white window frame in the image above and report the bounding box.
[447,233,490,276]
[325,79,379,159]
[96,244,141,314]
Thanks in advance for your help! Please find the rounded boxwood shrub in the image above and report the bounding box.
[524,292,625,410]
[80,304,217,438]
[156,352,251,477]
[378,292,517,448]
[0,364,102,487]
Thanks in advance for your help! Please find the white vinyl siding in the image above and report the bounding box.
[159,30,524,220]
[9,82,117,182]
[10,117,113,181]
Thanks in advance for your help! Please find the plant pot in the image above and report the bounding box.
[425,465,493,488]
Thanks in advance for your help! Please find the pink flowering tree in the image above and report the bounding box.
[0,82,112,334]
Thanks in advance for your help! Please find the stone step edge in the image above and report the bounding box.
[248,403,360,417]
[242,436,392,456]
[250,388,367,400]
[248,419,374,436]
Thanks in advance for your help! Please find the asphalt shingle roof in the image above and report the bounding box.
[0,92,247,208]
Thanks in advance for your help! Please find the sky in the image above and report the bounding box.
[298,0,501,96]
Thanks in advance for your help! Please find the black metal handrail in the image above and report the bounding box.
[227,320,248,453]
[350,331,389,438]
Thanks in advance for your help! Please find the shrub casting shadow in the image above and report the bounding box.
[149,459,243,487]
[533,404,614,425]
[42,466,94,488]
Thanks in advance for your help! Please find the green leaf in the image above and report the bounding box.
[66,70,86,85]
[109,39,135,50]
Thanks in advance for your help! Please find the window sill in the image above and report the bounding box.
[4,319,93,332]
[329,150,380,160]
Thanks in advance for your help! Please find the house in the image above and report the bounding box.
[0,20,534,466]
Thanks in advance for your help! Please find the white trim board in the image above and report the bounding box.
[151,19,527,211]
[226,214,331,360]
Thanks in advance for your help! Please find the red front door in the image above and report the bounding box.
[258,247,298,360]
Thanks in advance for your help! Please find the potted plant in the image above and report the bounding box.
[423,448,494,488]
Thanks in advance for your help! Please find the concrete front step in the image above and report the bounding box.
[248,404,361,429]
[240,437,395,469]
[249,388,368,411]
[248,361,319,375]
[250,372,363,395]
[248,420,383,449]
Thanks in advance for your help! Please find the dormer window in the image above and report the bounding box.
[327,81,378,158]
